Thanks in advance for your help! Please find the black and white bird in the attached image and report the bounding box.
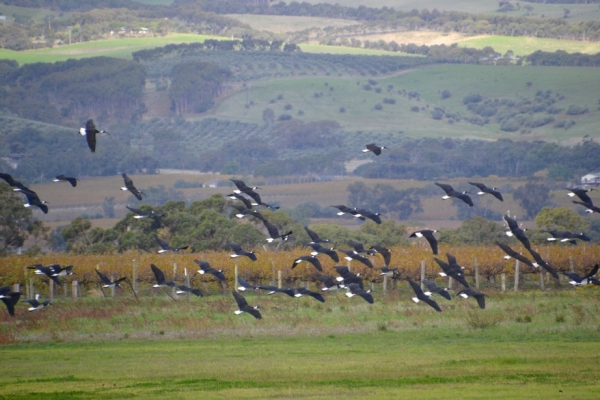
[26,264,70,286]
[227,193,255,209]
[527,249,559,279]
[194,260,226,281]
[292,287,325,303]
[53,175,78,187]
[340,249,374,269]
[0,290,21,316]
[263,220,292,243]
[333,266,363,289]
[95,269,126,288]
[495,242,537,268]
[562,264,599,286]
[572,200,600,214]
[18,188,48,214]
[409,229,439,255]
[344,283,373,304]
[150,264,176,288]
[155,235,188,253]
[25,294,52,311]
[121,173,145,201]
[230,179,263,207]
[307,243,339,262]
[457,288,486,309]
[468,182,503,202]
[376,266,399,278]
[434,256,470,288]
[176,285,203,297]
[228,242,257,261]
[330,205,365,220]
[422,280,452,300]
[369,245,392,266]
[0,172,28,191]
[232,291,261,319]
[504,215,532,251]
[362,143,388,156]
[126,206,162,219]
[237,276,258,291]
[353,208,382,224]
[258,285,295,297]
[434,182,473,207]
[567,188,595,204]
[292,255,322,272]
[316,274,342,291]
[304,226,333,244]
[80,119,110,153]
[544,230,590,244]
[407,278,441,312]
[349,240,376,256]
[230,205,267,221]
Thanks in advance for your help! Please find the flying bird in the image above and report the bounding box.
[567,188,595,204]
[434,257,470,288]
[155,236,188,253]
[422,280,452,300]
[194,260,226,281]
[495,242,537,268]
[292,255,322,272]
[407,278,441,312]
[349,240,376,255]
[457,288,486,309]
[258,285,295,297]
[262,220,292,243]
[0,290,21,316]
[468,182,503,201]
[291,287,325,303]
[330,205,365,220]
[230,179,263,206]
[362,143,388,156]
[52,175,78,187]
[369,245,392,266]
[572,200,600,214]
[0,172,28,191]
[150,264,176,288]
[95,270,138,300]
[230,205,267,221]
[544,230,590,244]
[25,294,52,312]
[340,249,374,269]
[409,229,439,255]
[527,249,559,279]
[232,291,261,319]
[376,266,399,278]
[434,182,473,207]
[344,283,373,304]
[26,264,67,286]
[353,208,382,224]
[80,119,110,153]
[503,215,532,251]
[175,285,203,297]
[562,264,599,286]
[227,193,254,209]
[307,243,339,262]
[126,206,162,219]
[304,226,333,244]
[237,276,258,291]
[17,188,48,214]
[333,266,363,289]
[228,242,257,261]
[121,173,145,201]
[316,274,342,291]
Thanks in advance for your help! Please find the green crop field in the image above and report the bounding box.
[210,64,600,143]
[460,35,600,56]
[0,34,226,65]
[226,13,361,33]
[0,291,599,398]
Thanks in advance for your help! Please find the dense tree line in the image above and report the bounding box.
[0,0,146,12]
[525,50,600,66]
[521,0,599,3]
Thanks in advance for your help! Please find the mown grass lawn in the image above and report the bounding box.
[0,290,599,398]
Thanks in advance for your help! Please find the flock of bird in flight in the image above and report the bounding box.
[0,125,598,319]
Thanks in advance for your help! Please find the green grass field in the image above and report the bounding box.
[1,290,599,398]
[226,13,360,33]
[0,34,225,65]
[460,35,600,56]
[210,64,600,142]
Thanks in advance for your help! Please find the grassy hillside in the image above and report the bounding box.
[209,64,600,143]
[226,13,361,33]
[460,35,600,56]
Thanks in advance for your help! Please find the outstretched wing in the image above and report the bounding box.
[150,264,166,284]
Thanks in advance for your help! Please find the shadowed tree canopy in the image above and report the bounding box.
[0,184,43,255]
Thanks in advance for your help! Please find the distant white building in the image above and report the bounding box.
[581,172,600,186]
[0,16,7,21]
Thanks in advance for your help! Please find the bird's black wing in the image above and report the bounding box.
[237,276,255,290]
[0,173,17,187]
[95,270,112,285]
[263,220,280,239]
[570,189,593,204]
[583,264,599,280]
[304,226,322,242]
[1,293,20,316]
[194,259,211,271]
[209,268,226,281]
[358,291,374,304]
[323,248,339,263]
[423,297,442,312]
[150,264,166,284]
[246,307,262,319]
[232,290,248,308]
[488,188,503,202]
[503,215,519,231]
[230,179,250,191]
[363,211,382,224]
[457,193,473,207]
[474,293,486,309]
[434,182,454,195]
[126,206,144,215]
[407,278,425,297]
[527,250,559,280]
[155,236,170,250]
[468,182,486,191]
[243,190,262,206]
[228,242,243,253]
[422,231,439,255]
[353,253,374,269]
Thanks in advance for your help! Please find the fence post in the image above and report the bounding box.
[49,280,54,302]
[474,258,480,289]
[132,259,138,295]
[539,270,545,290]
[185,268,191,300]
[13,283,20,294]
[72,281,78,300]
[278,270,282,289]
[448,277,453,290]
[347,259,352,273]
[234,262,239,293]
[29,278,35,300]
[501,273,506,292]
[514,260,520,291]
[420,260,426,290]
[569,256,574,273]
[383,275,388,293]
[111,274,116,298]
[173,262,178,298]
